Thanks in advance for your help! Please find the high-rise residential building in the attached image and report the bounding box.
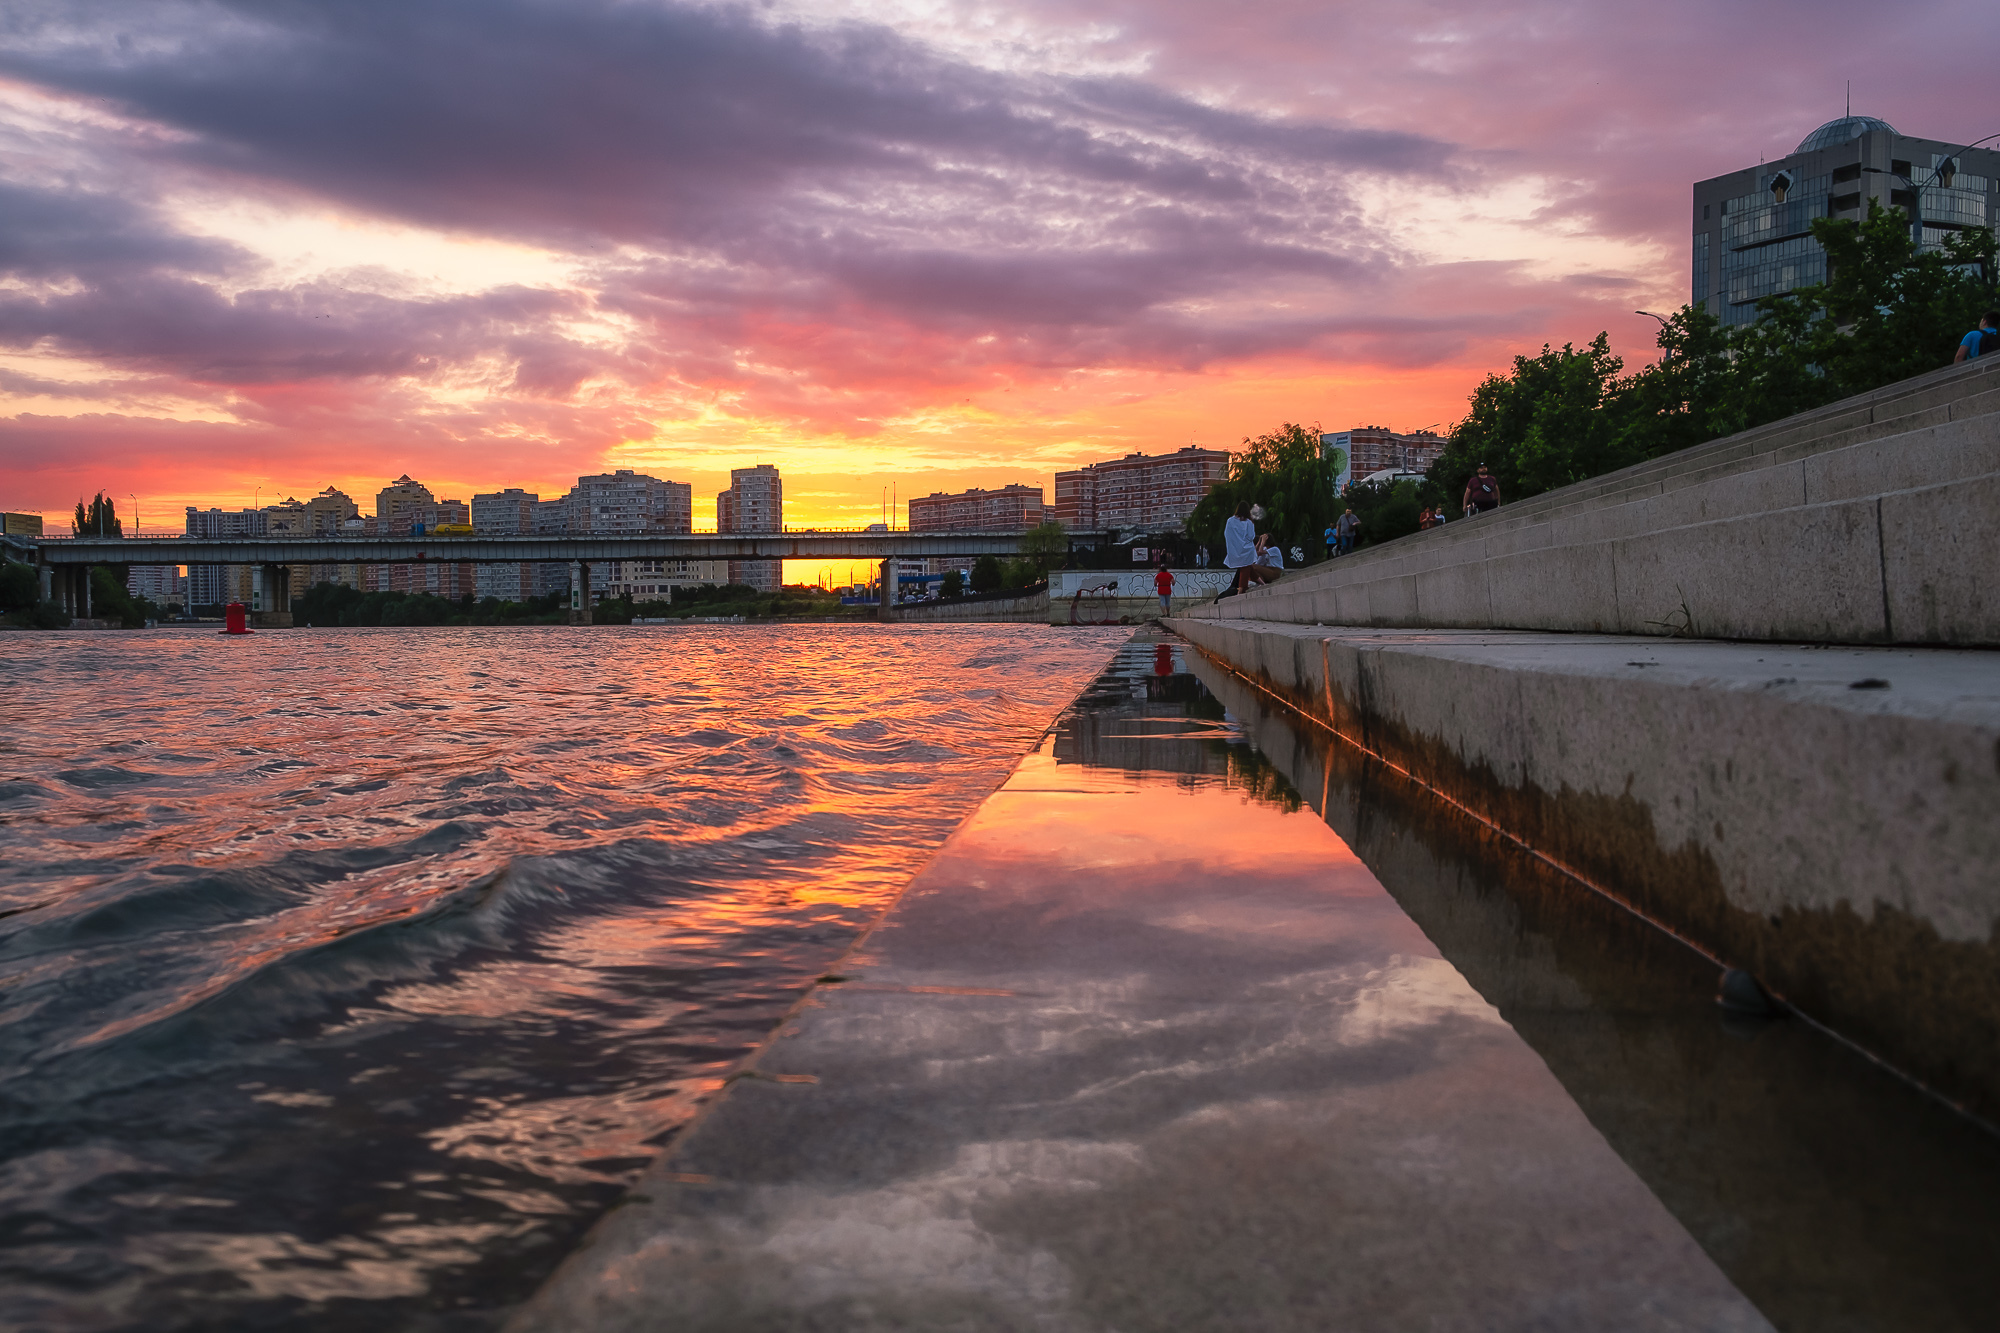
[717,464,783,592]
[570,470,693,534]
[1693,115,1999,327]
[1321,427,1447,483]
[375,475,436,534]
[562,469,695,600]
[257,498,315,597]
[184,505,265,609]
[127,565,185,607]
[303,487,362,591]
[1052,446,1229,532]
[303,487,359,534]
[533,496,573,598]
[908,484,1046,532]
[472,488,538,602]
[359,476,474,597]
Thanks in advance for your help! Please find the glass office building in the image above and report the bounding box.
[1691,116,1998,327]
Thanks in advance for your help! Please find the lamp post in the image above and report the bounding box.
[129,493,137,536]
[1637,311,1674,364]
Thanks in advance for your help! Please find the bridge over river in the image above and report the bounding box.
[5,528,1070,625]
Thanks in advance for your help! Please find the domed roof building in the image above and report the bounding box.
[1796,116,1899,154]
[1690,115,1997,328]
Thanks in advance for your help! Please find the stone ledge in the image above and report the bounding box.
[1166,616,2000,1120]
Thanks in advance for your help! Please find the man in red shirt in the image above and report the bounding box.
[1154,561,1175,618]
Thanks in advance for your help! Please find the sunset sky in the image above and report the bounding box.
[1,0,1990,541]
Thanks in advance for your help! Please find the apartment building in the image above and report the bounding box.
[1052,446,1229,532]
[471,488,538,602]
[907,484,1046,532]
[717,464,783,592]
[1321,427,1447,484]
[183,505,264,608]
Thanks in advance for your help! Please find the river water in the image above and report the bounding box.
[8,624,2000,1332]
[0,624,1126,1331]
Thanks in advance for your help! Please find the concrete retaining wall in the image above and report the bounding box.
[1168,615,2000,1121]
[1192,355,2000,645]
[881,590,1050,622]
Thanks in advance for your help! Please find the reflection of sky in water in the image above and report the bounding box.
[525,640,1769,1332]
[0,624,1125,1329]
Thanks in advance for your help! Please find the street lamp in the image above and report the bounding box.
[129,493,137,536]
[1637,311,1674,364]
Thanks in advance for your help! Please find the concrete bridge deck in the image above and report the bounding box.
[15,529,1044,566]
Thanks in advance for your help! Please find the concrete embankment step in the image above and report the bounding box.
[1168,616,2000,1121]
[1195,355,2000,645]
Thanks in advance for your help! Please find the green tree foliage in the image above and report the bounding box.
[1428,201,1997,507]
[71,493,122,537]
[0,561,68,628]
[1430,334,1633,506]
[968,555,1003,593]
[0,563,38,612]
[1018,520,1068,576]
[1339,478,1436,549]
[1187,422,1339,560]
[89,567,149,628]
[939,569,965,598]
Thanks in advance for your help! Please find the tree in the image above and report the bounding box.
[1431,335,1629,506]
[939,569,965,598]
[71,493,122,537]
[1426,208,1996,510]
[1187,422,1338,562]
[969,554,1003,593]
[0,562,39,613]
[1019,520,1067,577]
[89,566,147,628]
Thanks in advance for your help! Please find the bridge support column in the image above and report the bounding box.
[879,558,898,611]
[82,567,92,621]
[38,564,52,609]
[568,561,591,625]
[253,564,294,628]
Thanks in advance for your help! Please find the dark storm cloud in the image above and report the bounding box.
[2,0,1450,246]
[0,268,587,385]
[0,180,242,279]
[0,1,1451,348]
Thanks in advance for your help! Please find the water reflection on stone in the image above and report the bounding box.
[517,635,1769,1332]
[1194,645,2000,1333]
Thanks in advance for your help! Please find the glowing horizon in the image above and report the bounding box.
[3,2,1987,543]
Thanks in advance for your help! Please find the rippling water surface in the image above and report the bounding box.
[0,623,1126,1331]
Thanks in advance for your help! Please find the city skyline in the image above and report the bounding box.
[3,2,1993,535]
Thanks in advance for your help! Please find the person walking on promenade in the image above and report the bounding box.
[1222,501,1273,596]
[1463,464,1500,517]
[1956,310,1999,364]
[1154,559,1175,618]
[1195,545,1209,568]
[1335,506,1359,555]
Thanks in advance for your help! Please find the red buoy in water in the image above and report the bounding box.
[221,602,253,635]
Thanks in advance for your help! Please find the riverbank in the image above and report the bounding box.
[1167,616,2000,1122]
